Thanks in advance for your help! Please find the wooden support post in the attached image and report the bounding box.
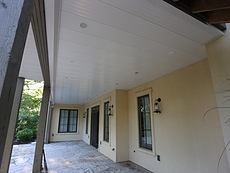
[33,86,50,173]
[44,100,52,144]
[0,78,25,173]
[0,0,35,167]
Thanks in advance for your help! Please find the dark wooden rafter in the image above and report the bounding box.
[192,0,230,24]
[164,0,207,21]
[208,9,230,24]
[31,0,51,87]
[163,0,228,31]
[192,0,230,13]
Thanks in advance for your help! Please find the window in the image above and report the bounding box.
[85,108,89,134]
[104,101,109,142]
[138,95,152,150]
[58,109,78,133]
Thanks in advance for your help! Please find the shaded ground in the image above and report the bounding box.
[13,138,35,145]
[9,140,152,173]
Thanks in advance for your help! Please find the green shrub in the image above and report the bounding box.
[16,80,43,141]
[31,128,38,138]
[16,129,35,141]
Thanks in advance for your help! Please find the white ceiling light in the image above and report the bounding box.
[168,51,175,55]
[80,23,87,28]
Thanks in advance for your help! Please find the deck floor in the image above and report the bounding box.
[9,140,152,173]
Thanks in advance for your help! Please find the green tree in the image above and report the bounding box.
[16,80,43,141]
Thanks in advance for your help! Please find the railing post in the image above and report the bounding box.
[33,86,50,172]
[0,78,25,173]
[44,100,53,144]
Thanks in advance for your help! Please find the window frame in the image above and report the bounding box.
[138,94,152,150]
[103,101,110,142]
[85,108,89,134]
[135,88,156,155]
[58,109,79,133]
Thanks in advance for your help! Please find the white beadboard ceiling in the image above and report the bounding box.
[19,25,43,82]
[19,0,223,105]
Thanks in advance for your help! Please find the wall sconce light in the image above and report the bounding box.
[83,112,86,118]
[153,98,161,114]
[108,105,114,116]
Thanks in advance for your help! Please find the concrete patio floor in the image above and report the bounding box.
[9,141,152,173]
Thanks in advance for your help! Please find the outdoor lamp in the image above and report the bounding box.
[83,112,86,118]
[108,105,114,116]
[153,98,161,114]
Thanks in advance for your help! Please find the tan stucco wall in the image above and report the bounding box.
[82,90,129,162]
[128,59,229,173]
[49,104,84,142]
[83,90,117,162]
[206,23,230,166]
[116,90,129,162]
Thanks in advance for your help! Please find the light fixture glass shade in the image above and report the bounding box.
[83,112,86,118]
[108,105,113,116]
[153,98,161,114]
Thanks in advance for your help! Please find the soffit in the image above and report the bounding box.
[52,0,224,105]
[19,25,43,82]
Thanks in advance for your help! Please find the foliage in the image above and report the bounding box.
[16,80,43,141]
[16,129,36,142]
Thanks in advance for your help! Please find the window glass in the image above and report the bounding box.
[86,108,89,134]
[58,109,78,133]
[104,101,109,142]
[138,95,152,150]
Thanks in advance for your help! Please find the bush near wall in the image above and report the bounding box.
[16,129,37,141]
[15,80,43,142]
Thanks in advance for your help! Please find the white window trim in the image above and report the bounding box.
[90,101,101,108]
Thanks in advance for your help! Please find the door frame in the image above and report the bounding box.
[90,105,100,148]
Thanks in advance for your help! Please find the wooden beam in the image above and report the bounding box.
[163,0,208,22]
[0,78,24,173]
[31,0,51,87]
[31,1,51,171]
[44,101,52,144]
[163,0,227,31]
[192,0,230,13]
[208,9,230,24]
[33,86,50,173]
[0,0,34,166]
